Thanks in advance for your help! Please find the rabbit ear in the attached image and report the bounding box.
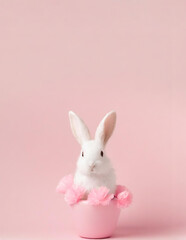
[95,111,116,147]
[69,111,91,145]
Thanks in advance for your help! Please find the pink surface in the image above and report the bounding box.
[0,0,186,239]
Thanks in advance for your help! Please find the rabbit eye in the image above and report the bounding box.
[100,151,104,157]
[82,151,84,157]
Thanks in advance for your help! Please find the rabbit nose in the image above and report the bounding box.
[90,164,95,171]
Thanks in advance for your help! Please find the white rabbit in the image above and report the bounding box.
[69,111,116,195]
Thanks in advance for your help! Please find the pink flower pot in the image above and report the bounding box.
[71,199,121,239]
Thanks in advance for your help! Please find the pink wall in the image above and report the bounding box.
[1,0,186,238]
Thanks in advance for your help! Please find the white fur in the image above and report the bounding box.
[69,111,117,194]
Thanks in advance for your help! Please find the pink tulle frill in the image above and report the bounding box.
[56,175,132,208]
[88,187,114,206]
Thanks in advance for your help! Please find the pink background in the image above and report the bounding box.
[1,0,186,239]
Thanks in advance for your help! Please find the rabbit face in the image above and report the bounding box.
[76,140,113,175]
